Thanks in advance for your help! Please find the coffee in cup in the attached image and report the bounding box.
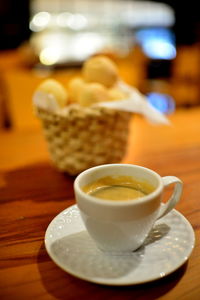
[74,164,183,252]
[82,175,155,201]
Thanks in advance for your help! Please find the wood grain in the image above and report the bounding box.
[0,107,200,299]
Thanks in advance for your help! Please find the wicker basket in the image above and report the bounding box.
[36,105,131,175]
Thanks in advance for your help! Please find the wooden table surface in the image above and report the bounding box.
[0,106,200,300]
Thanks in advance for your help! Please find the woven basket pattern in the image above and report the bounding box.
[36,105,131,175]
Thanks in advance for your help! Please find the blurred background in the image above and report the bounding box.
[0,0,199,130]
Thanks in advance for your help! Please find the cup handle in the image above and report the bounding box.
[156,176,183,220]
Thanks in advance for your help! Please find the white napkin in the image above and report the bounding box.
[33,91,61,113]
[97,81,170,125]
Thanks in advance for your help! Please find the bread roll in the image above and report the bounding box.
[108,87,128,101]
[37,79,68,107]
[82,56,118,88]
[68,77,85,102]
[78,82,109,106]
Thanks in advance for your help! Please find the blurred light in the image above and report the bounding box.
[56,12,88,30]
[56,12,73,27]
[147,92,175,114]
[72,33,105,59]
[67,14,88,30]
[123,2,174,27]
[39,47,60,65]
[143,39,176,59]
[30,12,51,32]
[136,28,176,60]
[36,31,104,64]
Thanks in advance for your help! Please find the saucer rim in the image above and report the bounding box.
[44,204,195,286]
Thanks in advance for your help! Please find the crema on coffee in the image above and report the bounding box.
[82,175,155,201]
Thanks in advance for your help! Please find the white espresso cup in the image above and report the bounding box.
[74,164,183,252]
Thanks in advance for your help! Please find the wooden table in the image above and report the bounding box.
[0,107,200,300]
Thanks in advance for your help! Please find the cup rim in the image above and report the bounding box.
[74,164,163,206]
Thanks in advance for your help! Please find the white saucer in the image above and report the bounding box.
[45,204,195,286]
